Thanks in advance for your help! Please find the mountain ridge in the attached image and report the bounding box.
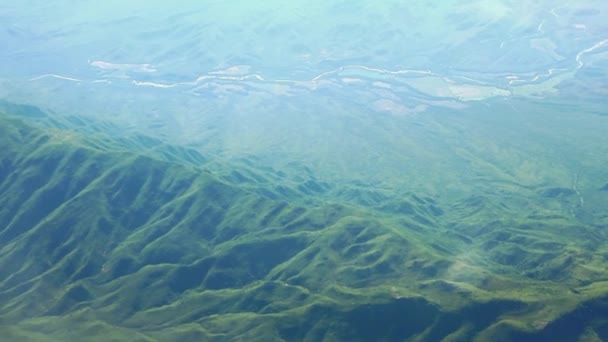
[2,108,608,341]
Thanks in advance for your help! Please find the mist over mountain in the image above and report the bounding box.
[1,1,608,341]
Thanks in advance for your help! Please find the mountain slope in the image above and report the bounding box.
[1,112,608,341]
[0,114,440,340]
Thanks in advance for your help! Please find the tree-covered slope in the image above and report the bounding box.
[1,112,608,341]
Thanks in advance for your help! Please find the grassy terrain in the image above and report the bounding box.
[1,104,608,341]
[1,1,608,340]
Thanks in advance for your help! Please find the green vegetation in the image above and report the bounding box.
[2,0,608,340]
[1,103,608,341]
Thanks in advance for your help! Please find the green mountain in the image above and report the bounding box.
[1,105,608,341]
[2,1,608,340]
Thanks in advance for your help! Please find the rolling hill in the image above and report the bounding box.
[2,1,608,341]
[1,105,608,341]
